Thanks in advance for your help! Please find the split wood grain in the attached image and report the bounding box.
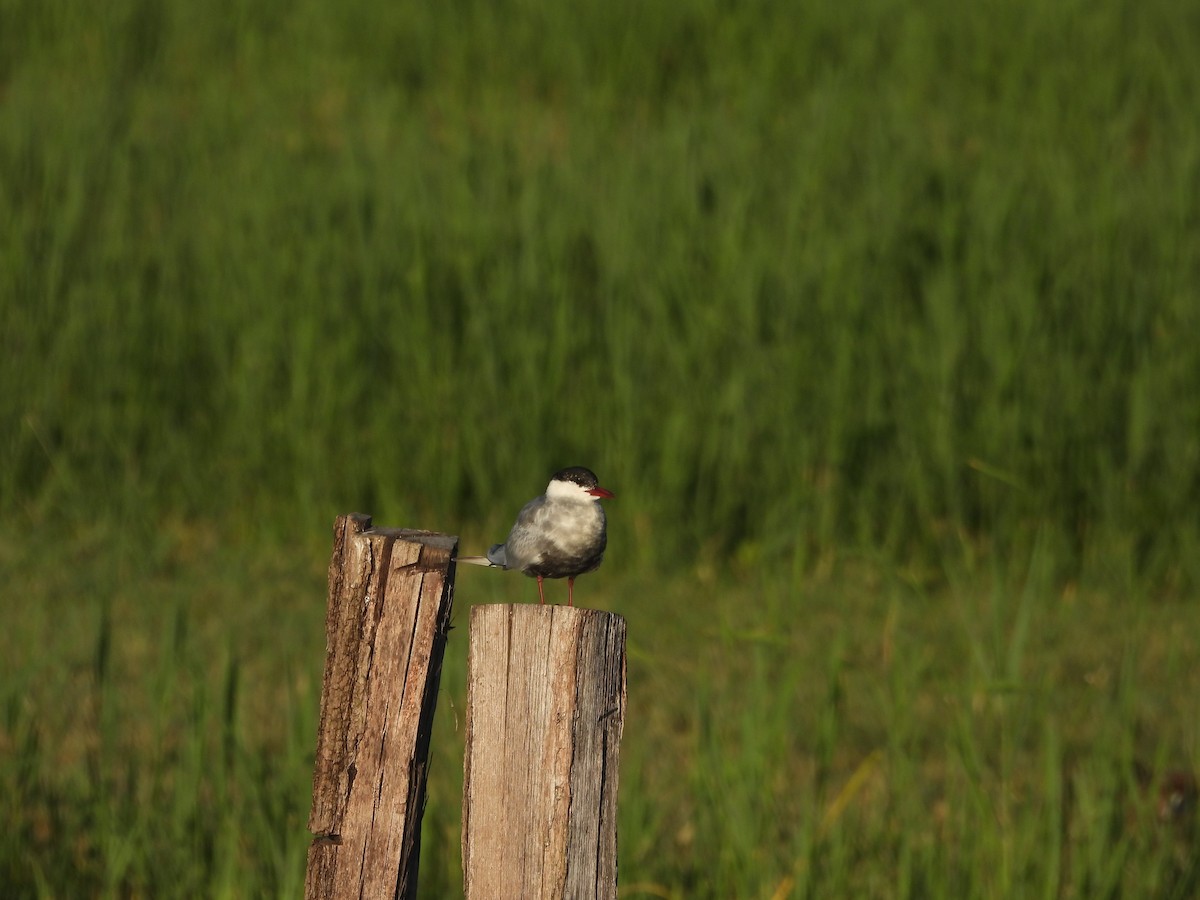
[305,514,458,900]
[462,604,626,900]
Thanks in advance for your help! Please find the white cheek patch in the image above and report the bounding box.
[545,479,592,500]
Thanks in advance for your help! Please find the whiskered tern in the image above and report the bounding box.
[458,466,614,607]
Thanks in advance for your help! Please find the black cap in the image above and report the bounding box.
[551,466,601,489]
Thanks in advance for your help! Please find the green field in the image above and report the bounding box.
[3,0,1200,896]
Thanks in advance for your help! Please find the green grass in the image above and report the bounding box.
[3,530,1199,898]
[3,0,1200,896]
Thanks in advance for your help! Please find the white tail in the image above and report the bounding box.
[455,556,496,567]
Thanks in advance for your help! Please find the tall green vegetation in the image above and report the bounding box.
[3,0,1199,896]
[4,0,1198,579]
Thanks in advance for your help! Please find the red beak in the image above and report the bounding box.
[588,487,615,499]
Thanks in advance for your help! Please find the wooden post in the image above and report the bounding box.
[462,604,627,899]
[305,514,457,900]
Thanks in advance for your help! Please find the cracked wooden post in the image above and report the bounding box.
[462,604,627,899]
[305,514,457,900]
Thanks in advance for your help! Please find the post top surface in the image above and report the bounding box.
[364,527,459,553]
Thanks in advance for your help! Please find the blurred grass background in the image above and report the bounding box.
[3,0,1200,896]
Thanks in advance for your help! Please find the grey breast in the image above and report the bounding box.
[521,499,607,579]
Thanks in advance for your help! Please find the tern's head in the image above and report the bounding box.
[546,466,615,501]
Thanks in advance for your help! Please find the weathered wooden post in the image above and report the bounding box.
[305,514,457,900]
[462,604,627,899]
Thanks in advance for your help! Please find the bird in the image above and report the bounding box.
[1134,763,1199,828]
[457,466,614,607]
[1157,771,1199,826]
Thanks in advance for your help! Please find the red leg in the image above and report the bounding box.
[568,577,575,607]
[537,575,545,606]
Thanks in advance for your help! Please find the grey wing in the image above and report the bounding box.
[512,495,547,530]
[501,496,549,571]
